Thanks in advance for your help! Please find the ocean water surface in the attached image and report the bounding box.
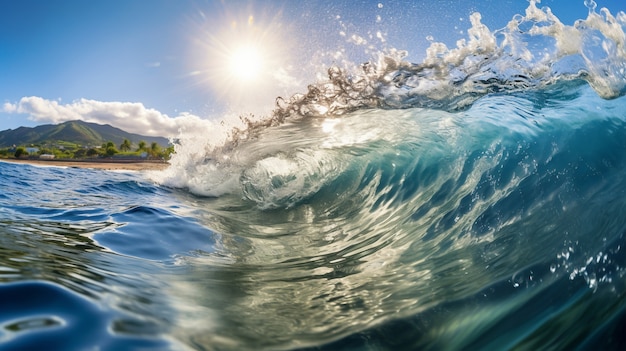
[2,1,626,350]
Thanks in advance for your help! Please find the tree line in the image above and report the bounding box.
[1,139,174,160]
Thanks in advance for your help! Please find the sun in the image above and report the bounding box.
[228,44,264,83]
[189,9,301,111]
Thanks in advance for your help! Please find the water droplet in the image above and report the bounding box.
[377,3,383,9]
[550,264,556,273]
[588,274,597,289]
[584,0,597,12]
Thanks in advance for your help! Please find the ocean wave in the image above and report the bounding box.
[16,2,619,349]
[153,0,626,199]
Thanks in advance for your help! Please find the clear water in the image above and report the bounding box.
[2,2,626,350]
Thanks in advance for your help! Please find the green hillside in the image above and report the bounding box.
[0,120,169,148]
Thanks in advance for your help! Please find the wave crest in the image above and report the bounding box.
[153,1,626,199]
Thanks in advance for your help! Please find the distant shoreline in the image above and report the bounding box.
[0,158,169,171]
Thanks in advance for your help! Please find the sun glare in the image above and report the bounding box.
[228,44,264,83]
[190,8,301,111]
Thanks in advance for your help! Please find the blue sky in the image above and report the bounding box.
[1,0,624,137]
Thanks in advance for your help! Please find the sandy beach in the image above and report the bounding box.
[1,158,169,171]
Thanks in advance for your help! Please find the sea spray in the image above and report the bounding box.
[153,0,626,199]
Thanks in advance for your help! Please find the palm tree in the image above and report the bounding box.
[137,140,147,152]
[104,141,118,157]
[150,142,161,157]
[120,139,131,152]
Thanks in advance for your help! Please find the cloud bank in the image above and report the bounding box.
[3,96,212,137]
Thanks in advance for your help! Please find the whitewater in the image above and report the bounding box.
[1,1,625,350]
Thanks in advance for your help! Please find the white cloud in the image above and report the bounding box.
[5,96,211,137]
[2,102,17,113]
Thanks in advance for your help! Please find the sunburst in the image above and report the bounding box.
[189,10,299,112]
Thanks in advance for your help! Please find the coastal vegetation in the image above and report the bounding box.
[0,120,174,161]
[0,139,174,160]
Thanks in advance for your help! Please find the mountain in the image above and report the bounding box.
[0,120,169,148]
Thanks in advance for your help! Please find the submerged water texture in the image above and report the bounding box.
[3,1,626,350]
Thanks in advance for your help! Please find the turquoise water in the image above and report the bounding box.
[2,84,625,350]
[2,2,626,350]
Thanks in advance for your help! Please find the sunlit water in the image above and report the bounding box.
[2,1,626,350]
